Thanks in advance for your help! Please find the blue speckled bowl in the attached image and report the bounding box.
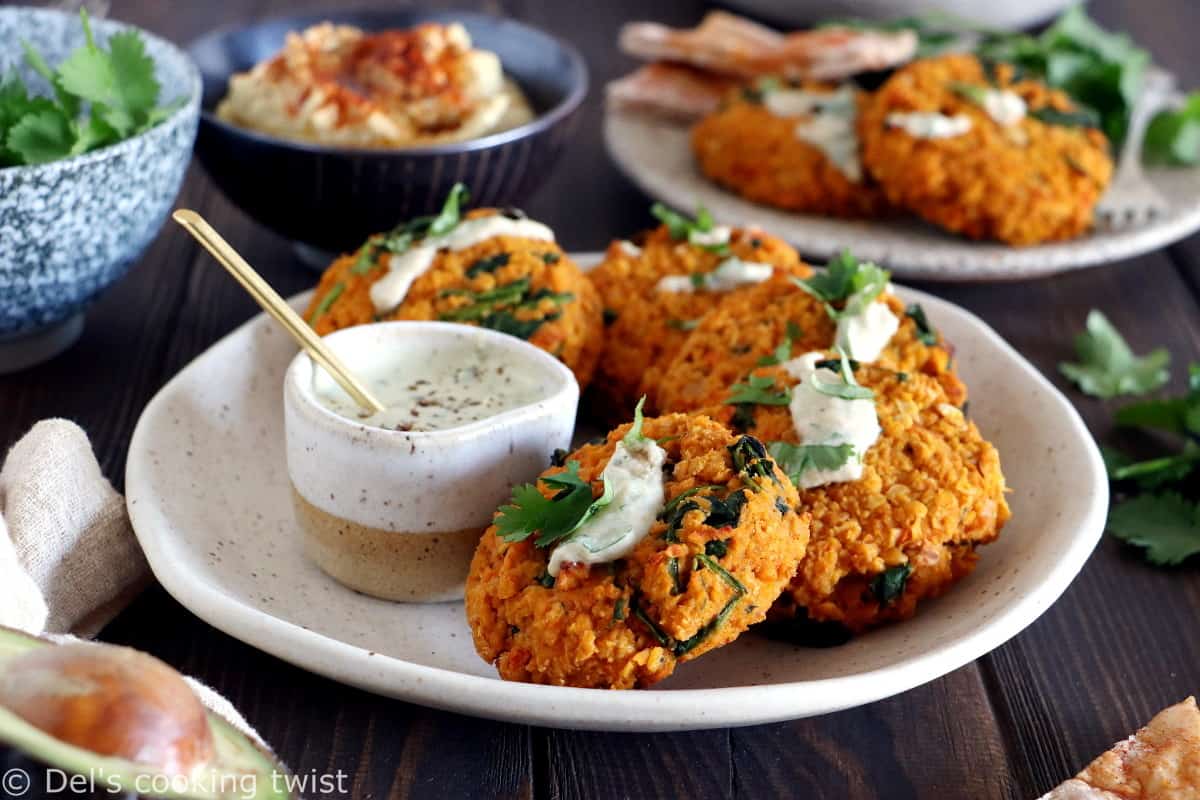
[188,9,587,261]
[0,7,200,371]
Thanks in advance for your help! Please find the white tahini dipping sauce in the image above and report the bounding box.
[655,257,774,293]
[979,89,1026,126]
[547,435,667,576]
[781,352,881,488]
[836,296,900,363]
[368,216,555,315]
[313,341,551,432]
[886,111,972,139]
[764,86,863,182]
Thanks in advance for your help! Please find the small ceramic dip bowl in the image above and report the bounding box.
[284,321,578,602]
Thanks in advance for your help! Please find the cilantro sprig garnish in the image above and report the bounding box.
[1107,493,1200,566]
[905,304,938,346]
[0,10,182,167]
[650,202,731,255]
[810,350,875,401]
[868,564,913,606]
[350,183,470,276]
[494,398,649,550]
[495,460,612,548]
[1058,310,1170,399]
[795,250,890,321]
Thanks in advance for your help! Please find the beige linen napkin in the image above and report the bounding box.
[0,419,148,635]
[2,419,271,748]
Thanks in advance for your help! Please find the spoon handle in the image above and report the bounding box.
[172,209,386,415]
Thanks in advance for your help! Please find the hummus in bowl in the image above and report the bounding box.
[216,21,534,148]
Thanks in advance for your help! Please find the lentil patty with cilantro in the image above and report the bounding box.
[465,412,809,688]
[691,84,892,219]
[587,204,809,417]
[305,192,603,388]
[859,54,1113,246]
[698,359,1009,634]
[655,260,963,414]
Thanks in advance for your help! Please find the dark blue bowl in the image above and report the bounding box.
[188,9,588,256]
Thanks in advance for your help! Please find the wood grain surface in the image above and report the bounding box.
[1,0,1198,797]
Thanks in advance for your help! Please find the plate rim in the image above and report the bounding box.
[604,108,1200,283]
[126,265,1108,732]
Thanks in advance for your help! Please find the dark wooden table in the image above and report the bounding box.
[3,0,1200,797]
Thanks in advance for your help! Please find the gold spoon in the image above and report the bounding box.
[172,209,386,414]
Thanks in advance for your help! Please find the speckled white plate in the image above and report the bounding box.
[126,254,1107,731]
[606,108,1200,282]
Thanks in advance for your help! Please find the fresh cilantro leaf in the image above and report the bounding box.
[811,350,875,401]
[725,373,791,406]
[1108,492,1200,566]
[868,564,913,606]
[796,250,889,320]
[1146,93,1200,165]
[7,107,75,165]
[767,441,855,486]
[1109,443,1200,489]
[21,41,80,120]
[1059,310,1170,398]
[649,202,729,253]
[429,182,469,237]
[495,461,610,548]
[651,202,705,240]
[904,304,938,346]
[624,396,648,447]
[106,29,159,126]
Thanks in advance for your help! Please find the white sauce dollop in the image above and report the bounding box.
[313,341,551,432]
[368,216,555,314]
[980,89,1026,126]
[836,298,900,363]
[618,240,642,257]
[763,86,863,182]
[886,111,972,139]
[547,437,667,576]
[655,257,774,294]
[781,353,881,489]
[688,225,732,248]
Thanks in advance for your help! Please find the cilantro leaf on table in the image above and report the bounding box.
[1107,492,1200,566]
[495,460,611,548]
[1145,93,1200,165]
[725,374,791,406]
[1115,363,1200,435]
[766,441,855,486]
[1108,443,1200,489]
[1059,310,1170,398]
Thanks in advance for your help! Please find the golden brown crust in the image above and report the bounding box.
[465,414,810,688]
[655,275,963,413]
[586,225,809,417]
[305,210,604,388]
[699,364,1008,632]
[859,54,1113,245]
[691,90,892,218]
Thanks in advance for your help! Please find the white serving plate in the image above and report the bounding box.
[126,255,1107,731]
[606,108,1200,282]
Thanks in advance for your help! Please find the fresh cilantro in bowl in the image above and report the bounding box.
[0,9,182,167]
